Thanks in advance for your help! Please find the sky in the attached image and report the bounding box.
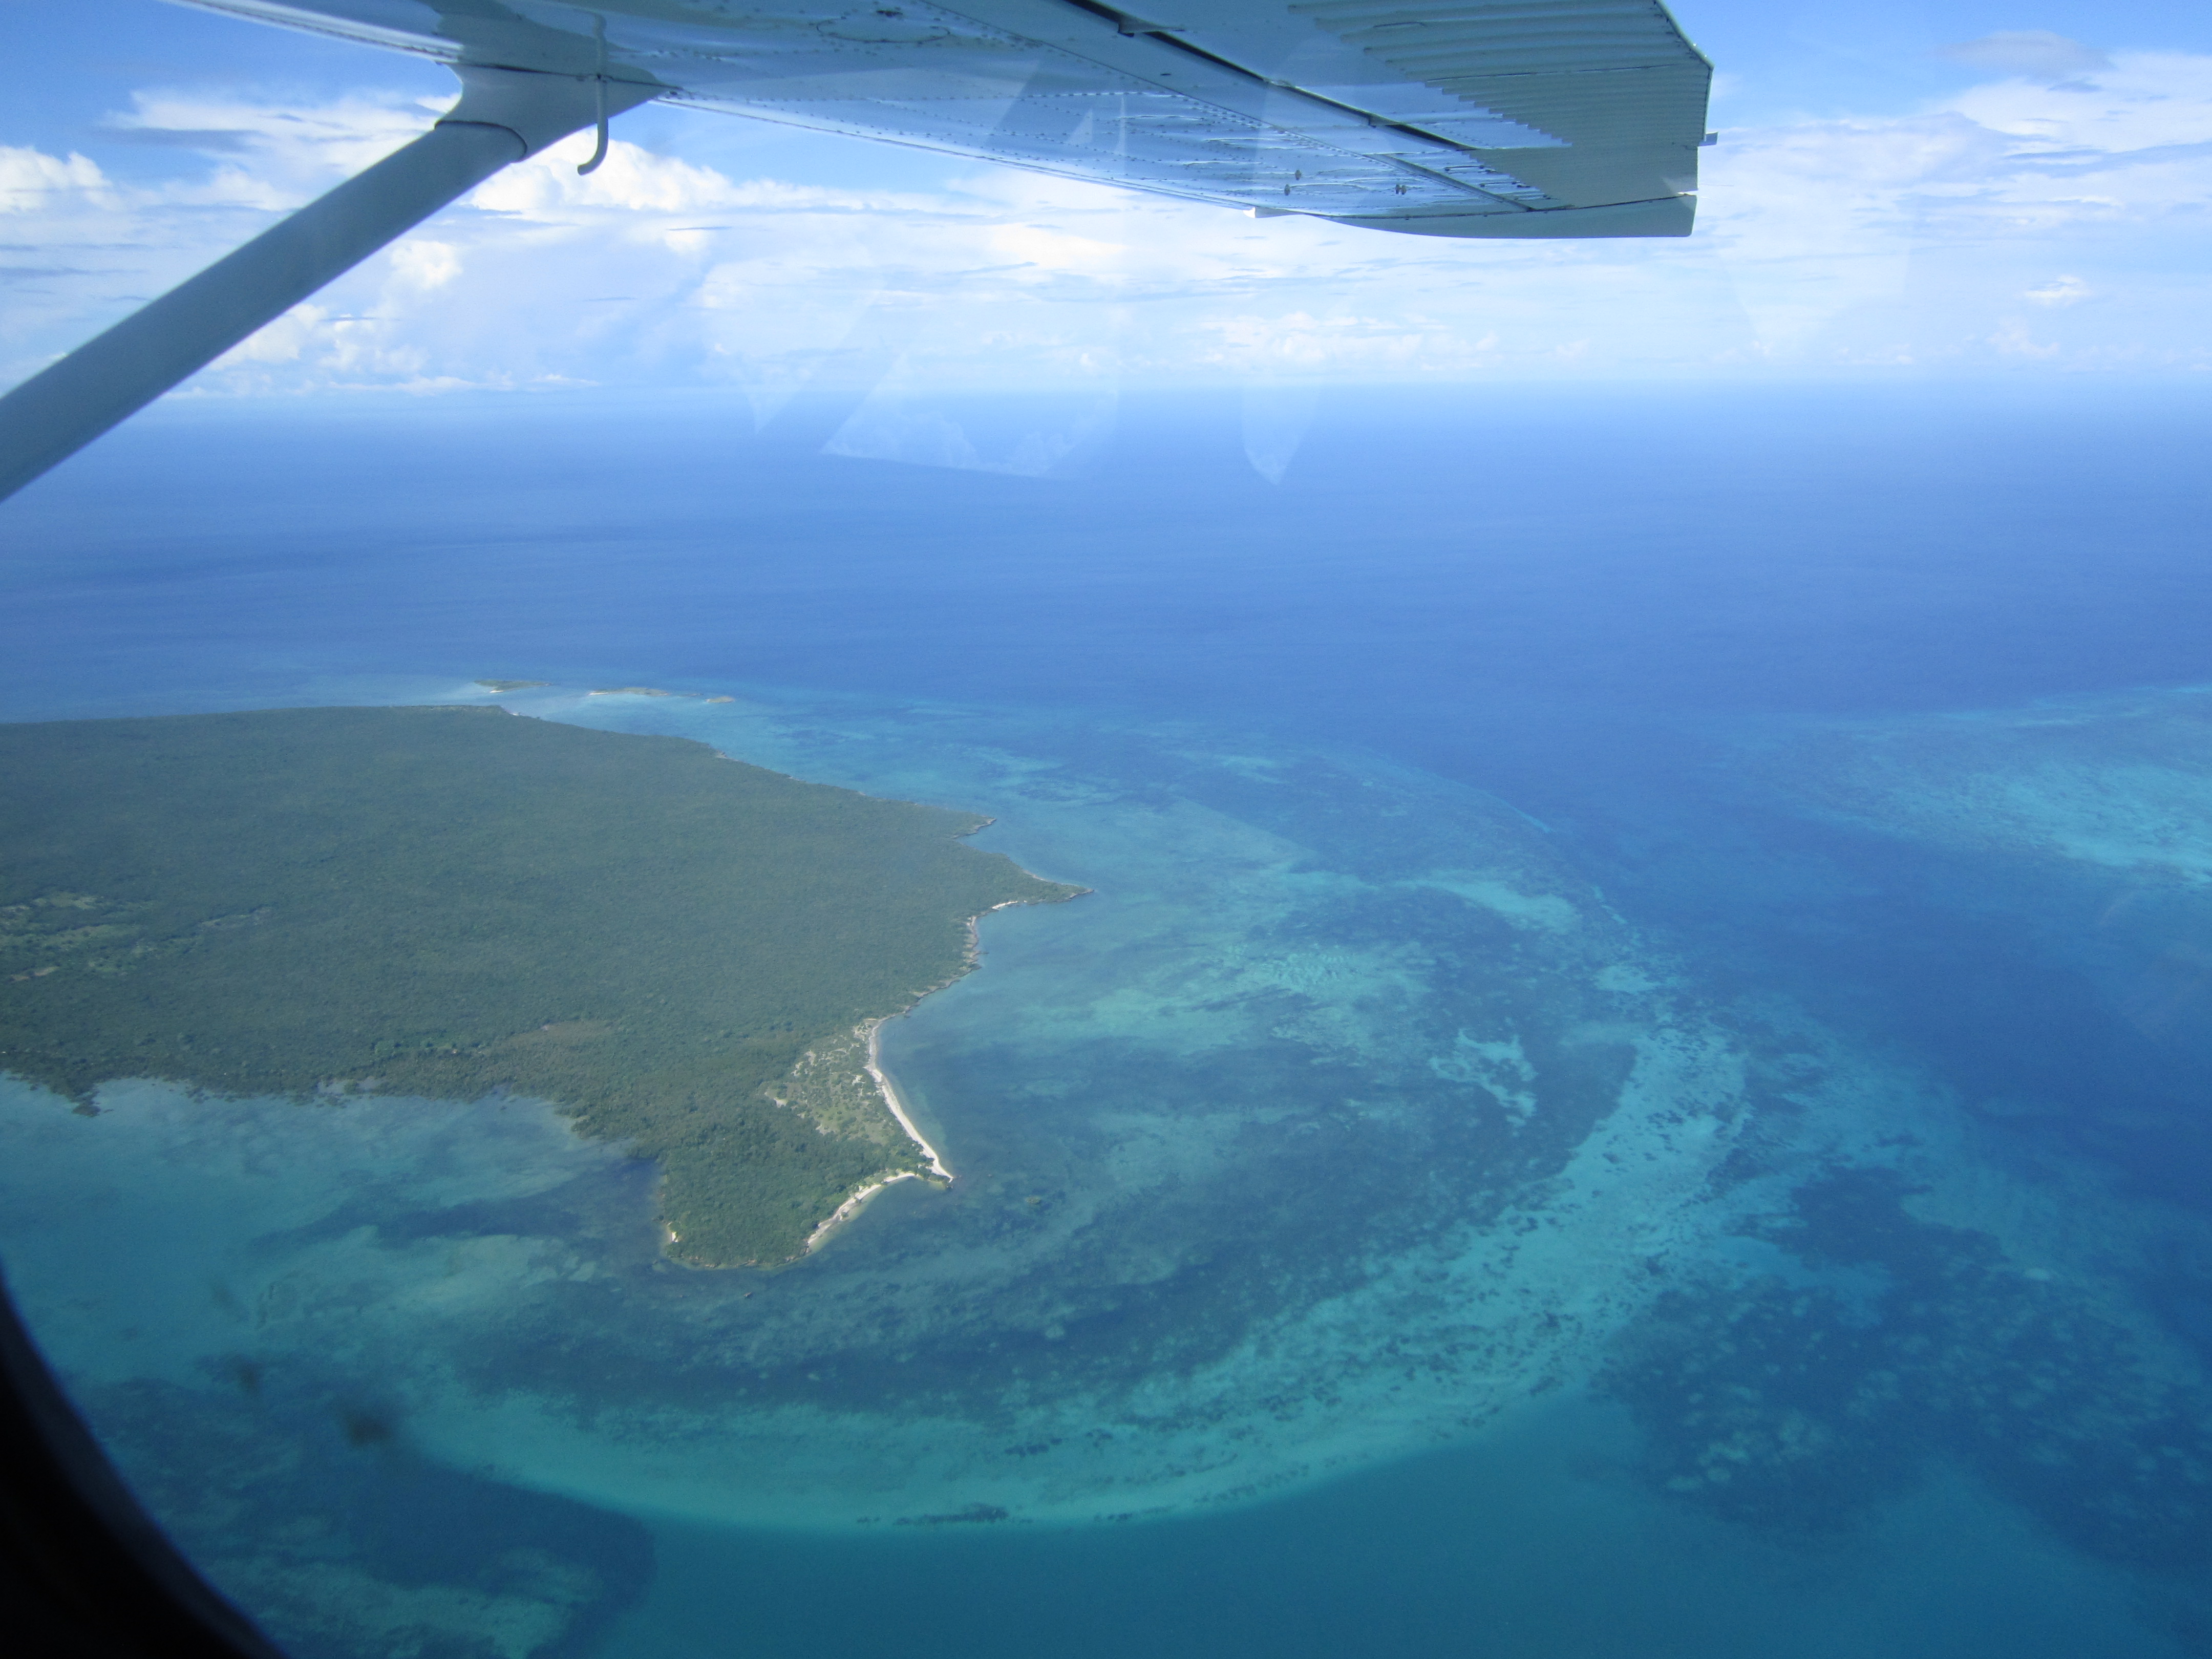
[3,0,2210,401]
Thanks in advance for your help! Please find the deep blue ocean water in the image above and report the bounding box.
[3,380,2211,1657]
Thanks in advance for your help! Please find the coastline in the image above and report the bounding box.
[864,1017,952,1182]
[795,886,1081,1258]
[797,1018,952,1256]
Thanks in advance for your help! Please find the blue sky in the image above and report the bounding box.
[5,0,2210,400]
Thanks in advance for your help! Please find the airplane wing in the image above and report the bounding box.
[180,0,1713,238]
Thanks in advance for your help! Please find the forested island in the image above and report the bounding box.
[0,706,1081,1265]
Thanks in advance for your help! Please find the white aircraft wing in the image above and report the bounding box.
[181,0,1713,238]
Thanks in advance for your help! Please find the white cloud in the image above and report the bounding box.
[2024,275,2092,306]
[1991,317,2062,357]
[389,239,461,291]
[210,304,326,367]
[470,135,756,218]
[105,90,436,203]
[0,147,115,213]
[1948,50,2212,155]
[1698,114,1988,354]
[1937,31,2110,81]
[1699,50,2212,367]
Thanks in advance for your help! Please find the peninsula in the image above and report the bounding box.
[0,706,1082,1265]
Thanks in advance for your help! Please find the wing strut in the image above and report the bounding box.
[0,64,657,505]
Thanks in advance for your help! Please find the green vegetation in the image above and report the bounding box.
[0,706,1081,1265]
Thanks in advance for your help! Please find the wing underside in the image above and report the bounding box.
[178,0,1712,237]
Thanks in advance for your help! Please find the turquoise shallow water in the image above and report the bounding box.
[4,386,2212,1656]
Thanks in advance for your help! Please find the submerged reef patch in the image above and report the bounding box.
[75,1362,654,1659]
[1601,1165,2212,1588]
[1755,686,2212,886]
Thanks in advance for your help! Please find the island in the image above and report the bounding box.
[0,706,1082,1266]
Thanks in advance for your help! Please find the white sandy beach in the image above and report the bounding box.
[798,1019,955,1255]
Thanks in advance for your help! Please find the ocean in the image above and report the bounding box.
[2,379,2209,1657]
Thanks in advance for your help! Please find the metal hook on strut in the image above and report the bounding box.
[577,15,610,175]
